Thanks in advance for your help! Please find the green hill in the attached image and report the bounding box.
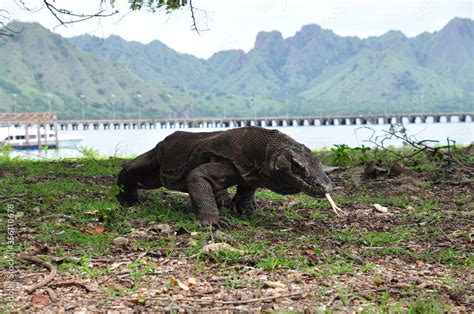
[0,18,472,119]
[300,50,466,113]
[0,22,279,119]
[68,35,207,89]
[0,22,199,119]
[416,18,474,90]
[67,17,474,116]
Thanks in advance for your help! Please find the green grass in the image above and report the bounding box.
[360,296,451,314]
[0,152,471,311]
[57,254,111,277]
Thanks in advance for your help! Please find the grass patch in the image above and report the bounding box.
[0,149,471,311]
[334,226,415,247]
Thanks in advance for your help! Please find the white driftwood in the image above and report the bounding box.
[325,193,347,216]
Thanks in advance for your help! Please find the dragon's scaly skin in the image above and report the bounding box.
[117,126,333,226]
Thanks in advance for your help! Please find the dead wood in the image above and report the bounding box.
[18,254,57,294]
[174,291,303,305]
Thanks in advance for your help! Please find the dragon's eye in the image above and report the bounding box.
[291,159,305,174]
[275,154,290,171]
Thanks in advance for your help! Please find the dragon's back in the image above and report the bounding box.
[157,127,300,186]
[156,130,223,170]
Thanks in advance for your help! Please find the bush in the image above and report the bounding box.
[330,144,372,167]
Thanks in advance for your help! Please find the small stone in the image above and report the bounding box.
[187,277,197,288]
[201,243,243,255]
[214,230,234,242]
[263,281,286,289]
[113,236,129,246]
[417,281,431,289]
[31,294,50,307]
[373,204,388,213]
[186,238,197,247]
[210,275,221,281]
[460,175,470,184]
[320,280,331,287]
[129,230,148,238]
[260,303,274,311]
[270,287,288,295]
[154,224,174,235]
[258,275,269,281]
[177,280,189,291]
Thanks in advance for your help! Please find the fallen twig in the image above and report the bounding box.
[50,280,97,292]
[362,246,405,250]
[134,250,149,261]
[326,294,339,307]
[437,226,455,243]
[0,196,24,202]
[44,287,58,303]
[175,291,303,305]
[218,292,303,305]
[99,276,116,287]
[18,254,57,294]
[197,306,249,312]
[167,302,196,312]
[35,214,72,222]
[448,154,474,171]
[446,138,473,171]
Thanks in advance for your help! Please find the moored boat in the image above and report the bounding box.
[0,126,84,150]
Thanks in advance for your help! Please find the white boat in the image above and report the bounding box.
[0,126,84,149]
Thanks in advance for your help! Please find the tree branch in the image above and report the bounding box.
[189,0,209,33]
[42,0,118,29]
[0,20,22,39]
[18,254,58,294]
[189,0,198,33]
[16,0,45,13]
[6,1,206,36]
[356,123,473,170]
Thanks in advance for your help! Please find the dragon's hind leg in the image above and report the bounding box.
[215,189,232,208]
[232,184,256,215]
[186,161,239,227]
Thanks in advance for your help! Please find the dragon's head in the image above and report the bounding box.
[270,145,333,197]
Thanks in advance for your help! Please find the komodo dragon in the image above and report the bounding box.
[117,126,339,227]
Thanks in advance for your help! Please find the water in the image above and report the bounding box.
[11,122,473,159]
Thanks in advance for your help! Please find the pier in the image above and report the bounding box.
[55,112,472,131]
[1,112,473,132]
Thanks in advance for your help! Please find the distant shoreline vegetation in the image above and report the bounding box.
[0,96,470,120]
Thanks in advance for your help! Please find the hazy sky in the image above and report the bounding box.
[1,0,473,58]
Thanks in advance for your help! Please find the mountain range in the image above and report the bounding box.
[0,18,472,119]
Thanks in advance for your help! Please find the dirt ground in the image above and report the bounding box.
[1,158,472,312]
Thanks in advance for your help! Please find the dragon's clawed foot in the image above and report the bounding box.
[117,194,141,207]
[215,193,233,209]
[199,215,230,229]
[231,198,256,216]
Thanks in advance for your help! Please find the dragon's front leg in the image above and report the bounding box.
[186,161,239,228]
